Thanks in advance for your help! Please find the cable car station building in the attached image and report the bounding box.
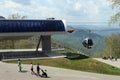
[0,20,66,59]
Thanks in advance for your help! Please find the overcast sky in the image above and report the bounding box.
[0,0,115,24]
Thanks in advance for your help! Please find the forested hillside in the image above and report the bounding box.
[52,26,105,56]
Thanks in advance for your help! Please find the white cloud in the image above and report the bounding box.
[74,2,82,11]
[0,0,114,24]
[11,0,31,5]
[83,1,100,17]
[0,0,20,17]
[4,0,21,8]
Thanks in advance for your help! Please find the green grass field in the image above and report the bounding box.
[5,58,120,75]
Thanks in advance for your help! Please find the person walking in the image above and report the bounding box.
[18,59,22,72]
[30,62,34,74]
[36,64,41,76]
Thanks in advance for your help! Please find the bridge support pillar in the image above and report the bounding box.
[42,35,51,53]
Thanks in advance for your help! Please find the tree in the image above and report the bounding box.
[8,13,27,19]
[8,13,27,49]
[105,34,120,57]
[109,0,120,26]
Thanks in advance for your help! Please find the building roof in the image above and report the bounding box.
[0,20,66,33]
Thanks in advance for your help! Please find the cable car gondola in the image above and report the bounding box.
[82,37,93,49]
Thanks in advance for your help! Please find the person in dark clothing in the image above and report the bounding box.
[36,64,40,76]
[115,56,117,61]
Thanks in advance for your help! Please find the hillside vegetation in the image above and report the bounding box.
[95,34,120,58]
[52,26,105,56]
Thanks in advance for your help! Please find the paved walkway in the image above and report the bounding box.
[94,58,120,68]
[0,61,120,80]
[0,48,65,52]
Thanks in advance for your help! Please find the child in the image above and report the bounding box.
[18,59,22,72]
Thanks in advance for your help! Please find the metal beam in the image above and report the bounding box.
[36,36,42,52]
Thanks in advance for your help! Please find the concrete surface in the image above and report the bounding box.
[94,58,120,68]
[0,61,120,80]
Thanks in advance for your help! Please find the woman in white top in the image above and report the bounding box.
[30,63,34,74]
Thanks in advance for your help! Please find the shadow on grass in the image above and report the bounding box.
[63,52,89,60]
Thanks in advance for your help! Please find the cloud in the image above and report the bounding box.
[0,0,114,24]
[82,1,100,17]
[74,2,82,11]
[11,0,31,5]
